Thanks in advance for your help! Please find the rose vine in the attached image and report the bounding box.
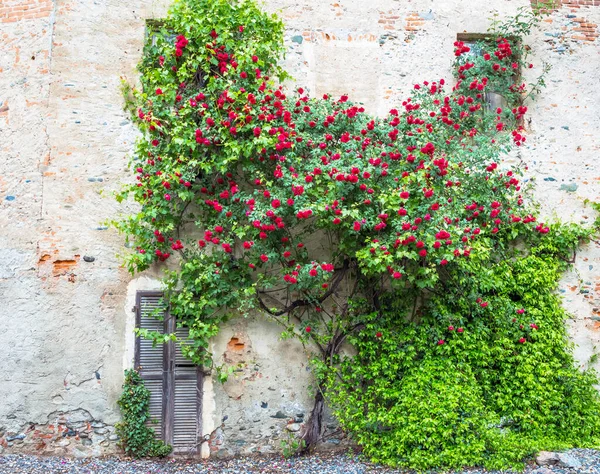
[116,0,600,466]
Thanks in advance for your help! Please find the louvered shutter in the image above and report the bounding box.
[135,292,167,441]
[171,325,202,454]
[134,293,203,454]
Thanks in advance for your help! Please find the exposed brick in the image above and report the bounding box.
[0,0,53,23]
[403,10,427,35]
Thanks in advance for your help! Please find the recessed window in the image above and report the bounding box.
[455,33,524,126]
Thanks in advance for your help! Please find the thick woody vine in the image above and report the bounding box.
[116,0,600,467]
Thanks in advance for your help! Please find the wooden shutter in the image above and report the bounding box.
[164,322,203,454]
[135,292,167,440]
[135,292,202,454]
[173,326,202,453]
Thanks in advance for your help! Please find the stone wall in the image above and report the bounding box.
[0,0,598,458]
[0,409,119,457]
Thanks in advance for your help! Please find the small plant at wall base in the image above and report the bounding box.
[115,0,600,468]
[115,369,172,458]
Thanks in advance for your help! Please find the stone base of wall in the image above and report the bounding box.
[0,408,348,458]
[0,409,120,457]
[208,410,349,459]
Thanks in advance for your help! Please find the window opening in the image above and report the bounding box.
[455,33,524,125]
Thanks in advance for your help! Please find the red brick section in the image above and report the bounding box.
[0,0,54,23]
[562,0,600,6]
[378,10,427,38]
[405,11,425,33]
[570,17,599,40]
[530,1,599,42]
[378,10,400,31]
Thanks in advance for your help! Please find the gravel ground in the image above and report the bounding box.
[0,450,599,474]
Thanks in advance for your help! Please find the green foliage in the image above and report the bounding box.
[583,199,600,229]
[321,229,600,471]
[115,0,289,369]
[116,0,548,369]
[115,0,600,467]
[280,430,306,458]
[115,370,172,458]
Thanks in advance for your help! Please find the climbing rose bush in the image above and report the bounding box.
[119,0,539,319]
[117,0,600,466]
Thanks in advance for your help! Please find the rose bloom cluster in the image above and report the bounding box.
[123,18,543,343]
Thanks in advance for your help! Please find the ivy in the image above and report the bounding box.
[319,227,600,471]
[115,370,172,458]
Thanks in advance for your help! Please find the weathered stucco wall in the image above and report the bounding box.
[0,0,599,457]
